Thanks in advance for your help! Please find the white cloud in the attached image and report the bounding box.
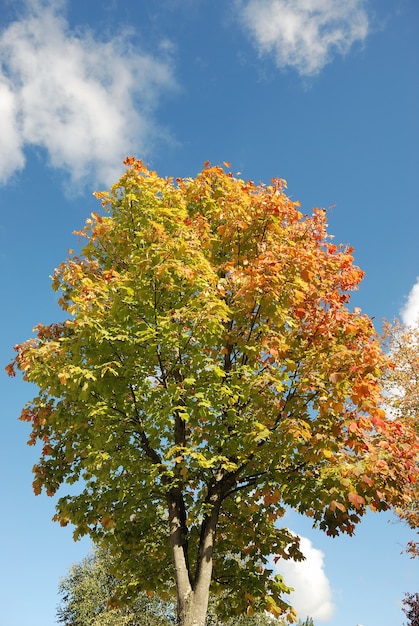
[401,278,419,326]
[237,0,369,76]
[0,0,176,188]
[273,534,335,621]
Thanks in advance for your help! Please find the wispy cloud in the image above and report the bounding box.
[0,0,176,188]
[273,534,335,621]
[237,0,369,76]
[401,278,419,326]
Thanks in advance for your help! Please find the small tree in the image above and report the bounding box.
[402,592,419,626]
[382,319,419,555]
[9,159,418,626]
[57,548,175,626]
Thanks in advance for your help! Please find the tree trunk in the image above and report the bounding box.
[168,487,221,626]
[177,591,210,626]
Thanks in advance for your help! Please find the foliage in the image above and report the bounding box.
[402,592,419,626]
[57,548,175,626]
[382,320,419,555]
[382,319,419,424]
[8,159,418,625]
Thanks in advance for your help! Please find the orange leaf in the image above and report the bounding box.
[348,492,365,510]
[329,500,346,513]
[362,474,374,487]
[33,479,42,496]
[5,363,15,377]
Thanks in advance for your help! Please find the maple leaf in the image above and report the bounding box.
[5,363,15,377]
[348,492,366,510]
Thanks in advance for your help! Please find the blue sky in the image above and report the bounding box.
[0,1,418,625]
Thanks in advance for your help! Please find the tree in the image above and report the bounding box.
[402,592,419,626]
[382,319,419,556]
[57,548,175,626]
[8,159,418,626]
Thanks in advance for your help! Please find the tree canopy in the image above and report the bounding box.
[8,159,418,626]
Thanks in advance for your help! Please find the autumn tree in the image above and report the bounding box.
[8,159,418,626]
[382,319,419,555]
